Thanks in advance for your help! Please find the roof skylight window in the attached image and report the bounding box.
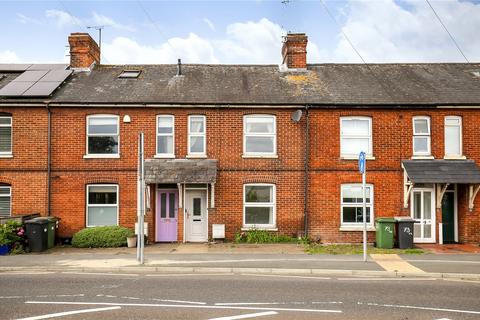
[118,70,141,79]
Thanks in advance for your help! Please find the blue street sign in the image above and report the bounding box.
[358,151,366,174]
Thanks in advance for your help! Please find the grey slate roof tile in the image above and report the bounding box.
[402,160,480,184]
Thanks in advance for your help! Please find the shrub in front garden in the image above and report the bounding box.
[234,229,297,244]
[0,221,27,254]
[72,226,135,248]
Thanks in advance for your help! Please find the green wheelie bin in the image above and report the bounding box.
[375,217,396,249]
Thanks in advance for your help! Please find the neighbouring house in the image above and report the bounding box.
[0,32,480,244]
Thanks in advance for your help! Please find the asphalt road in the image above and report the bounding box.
[1,271,479,320]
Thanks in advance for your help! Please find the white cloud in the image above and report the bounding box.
[203,18,215,31]
[102,18,321,65]
[46,9,82,28]
[45,9,135,32]
[16,13,41,25]
[0,50,21,63]
[328,0,480,62]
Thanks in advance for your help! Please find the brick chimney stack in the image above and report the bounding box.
[282,33,308,70]
[68,33,100,70]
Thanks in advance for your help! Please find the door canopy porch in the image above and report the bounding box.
[402,160,480,211]
[145,159,217,184]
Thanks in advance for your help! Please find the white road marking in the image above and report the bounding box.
[241,274,331,280]
[0,296,29,299]
[311,302,343,304]
[15,306,121,320]
[62,272,139,277]
[151,298,206,305]
[25,301,342,313]
[216,302,285,306]
[358,302,480,315]
[54,294,84,298]
[338,277,438,281]
[120,296,141,300]
[208,311,278,320]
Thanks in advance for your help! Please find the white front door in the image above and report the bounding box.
[411,188,436,243]
[185,190,208,242]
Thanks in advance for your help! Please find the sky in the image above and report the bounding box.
[0,0,479,65]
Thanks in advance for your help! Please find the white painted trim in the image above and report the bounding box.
[243,183,276,229]
[412,116,431,157]
[156,114,175,157]
[410,187,436,243]
[0,154,13,158]
[443,155,467,160]
[241,227,278,232]
[242,155,278,159]
[154,154,175,159]
[86,184,119,227]
[444,115,463,158]
[187,115,207,157]
[339,226,376,232]
[85,114,120,157]
[243,114,277,157]
[340,183,374,228]
[211,183,215,208]
[339,116,373,158]
[341,156,376,160]
[0,116,12,155]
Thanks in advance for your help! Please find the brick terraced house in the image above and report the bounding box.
[1,32,480,244]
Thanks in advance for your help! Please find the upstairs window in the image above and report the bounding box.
[243,115,276,156]
[341,184,373,226]
[87,184,118,227]
[86,115,119,156]
[340,117,372,158]
[156,115,174,157]
[0,186,11,217]
[444,116,462,158]
[188,115,206,156]
[413,116,431,156]
[0,116,12,155]
[243,184,276,228]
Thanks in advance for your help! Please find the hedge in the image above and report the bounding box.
[72,226,135,248]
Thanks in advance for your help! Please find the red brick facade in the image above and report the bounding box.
[1,105,479,244]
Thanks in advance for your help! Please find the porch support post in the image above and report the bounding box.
[403,166,413,208]
[436,183,449,209]
[468,184,480,211]
[177,183,183,208]
[211,183,215,209]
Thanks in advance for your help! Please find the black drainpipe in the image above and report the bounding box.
[46,103,51,216]
[303,105,310,237]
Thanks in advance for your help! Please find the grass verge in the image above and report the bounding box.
[305,244,426,255]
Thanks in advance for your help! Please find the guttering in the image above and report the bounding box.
[303,105,310,237]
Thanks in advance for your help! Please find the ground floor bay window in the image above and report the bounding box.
[243,184,276,229]
[86,184,118,227]
[341,184,373,228]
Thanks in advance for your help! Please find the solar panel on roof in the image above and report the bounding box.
[0,64,32,72]
[41,69,73,82]
[0,81,35,96]
[27,64,68,71]
[22,81,62,96]
[12,70,48,82]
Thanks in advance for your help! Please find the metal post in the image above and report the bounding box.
[362,170,367,262]
[137,133,145,264]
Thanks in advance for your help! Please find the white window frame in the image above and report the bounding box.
[188,115,206,157]
[155,115,175,158]
[412,116,431,157]
[243,115,277,157]
[340,116,373,158]
[0,116,12,156]
[444,116,463,158]
[243,183,276,229]
[0,186,11,217]
[340,184,374,227]
[86,184,119,227]
[85,115,120,158]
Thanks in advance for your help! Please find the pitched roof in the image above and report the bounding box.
[51,63,480,106]
[402,160,480,184]
[145,159,217,184]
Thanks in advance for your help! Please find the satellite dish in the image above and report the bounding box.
[291,110,303,123]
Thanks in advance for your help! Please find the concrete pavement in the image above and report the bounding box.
[1,243,479,280]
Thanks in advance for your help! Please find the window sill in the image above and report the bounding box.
[443,155,467,160]
[186,155,207,159]
[340,226,376,232]
[242,155,278,159]
[341,156,375,160]
[411,156,434,160]
[0,154,13,158]
[83,154,120,159]
[241,227,278,231]
[154,154,175,159]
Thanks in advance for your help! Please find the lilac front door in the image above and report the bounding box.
[156,190,178,242]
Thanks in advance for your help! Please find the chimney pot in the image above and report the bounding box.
[68,32,100,71]
[282,33,308,70]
